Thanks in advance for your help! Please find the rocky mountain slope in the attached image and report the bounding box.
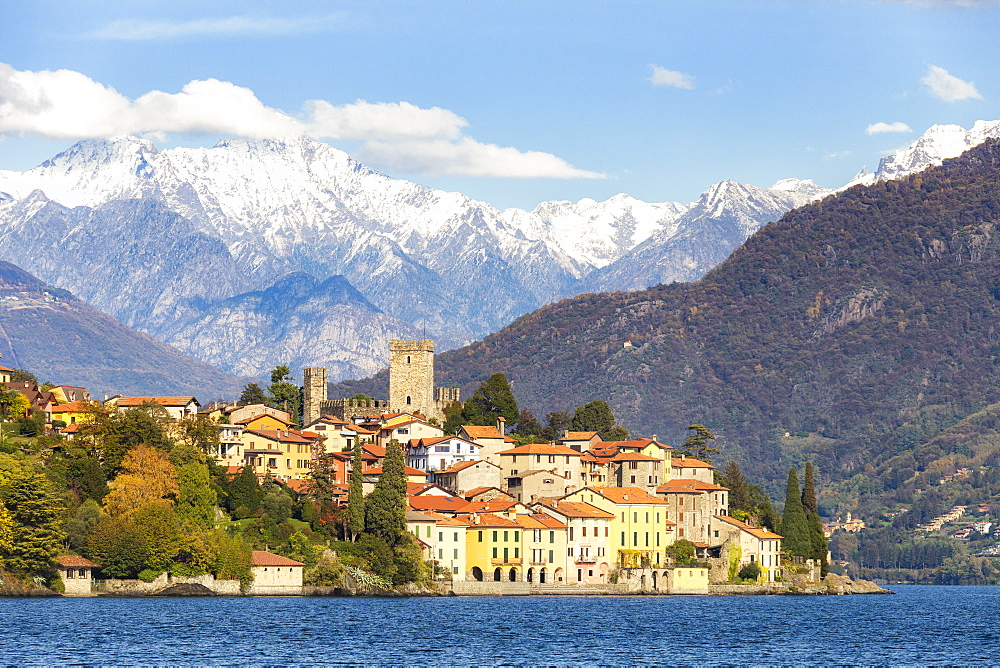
[0,261,245,398]
[364,139,1000,489]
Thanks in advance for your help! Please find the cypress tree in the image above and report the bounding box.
[365,439,406,544]
[348,439,365,542]
[802,462,829,575]
[81,456,109,503]
[227,466,263,517]
[781,467,811,558]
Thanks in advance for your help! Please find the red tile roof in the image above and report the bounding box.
[56,554,100,568]
[50,400,91,413]
[461,425,505,439]
[498,442,580,456]
[470,513,521,528]
[235,413,291,426]
[251,550,306,567]
[671,457,715,469]
[714,515,783,540]
[533,499,615,519]
[563,431,600,440]
[111,396,198,407]
[437,459,496,475]
[407,496,472,513]
[588,486,668,505]
[366,465,428,477]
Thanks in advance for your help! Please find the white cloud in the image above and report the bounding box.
[87,14,344,40]
[824,150,852,160]
[304,100,467,141]
[0,63,602,179]
[648,65,695,90]
[922,65,983,102]
[866,121,913,135]
[356,138,604,179]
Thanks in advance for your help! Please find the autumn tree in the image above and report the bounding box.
[103,445,180,517]
[0,388,30,421]
[132,501,182,571]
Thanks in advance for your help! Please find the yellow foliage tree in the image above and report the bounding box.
[103,445,180,517]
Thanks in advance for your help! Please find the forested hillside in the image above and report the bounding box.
[365,139,1000,496]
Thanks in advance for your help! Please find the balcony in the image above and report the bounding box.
[574,556,597,564]
[491,557,523,565]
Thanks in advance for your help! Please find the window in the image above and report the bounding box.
[548,455,555,463]
[438,549,443,559]
[454,532,459,541]
[564,471,571,479]
[439,532,443,541]
[629,461,638,470]
[633,512,638,523]
[503,531,509,542]
[714,530,720,538]
[645,512,649,523]
[492,531,498,542]
[630,476,636,484]
[514,548,519,558]
[633,531,638,546]
[454,549,459,559]
[549,550,554,563]
[453,567,459,575]
[645,532,649,547]
[582,526,587,537]
[549,531,555,543]
[656,513,660,523]
[492,547,498,558]
[478,531,483,542]
[605,527,609,537]
[536,454,542,463]
[406,396,411,405]
[621,531,626,545]
[568,547,574,556]
[427,526,431,537]
[569,527,574,541]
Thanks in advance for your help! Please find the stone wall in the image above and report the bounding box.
[448,580,531,596]
[94,573,241,596]
[320,397,390,421]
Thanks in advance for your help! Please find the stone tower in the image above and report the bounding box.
[389,339,435,415]
[302,367,328,426]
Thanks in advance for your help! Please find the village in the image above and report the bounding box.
[0,339,810,597]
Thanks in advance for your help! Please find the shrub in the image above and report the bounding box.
[738,562,763,581]
[168,563,206,577]
[138,569,163,582]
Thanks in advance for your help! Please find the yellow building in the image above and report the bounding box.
[240,428,316,480]
[562,486,673,567]
[516,513,568,584]
[235,412,293,431]
[465,513,524,582]
[49,400,95,428]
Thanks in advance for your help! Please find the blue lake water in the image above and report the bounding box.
[1,585,998,666]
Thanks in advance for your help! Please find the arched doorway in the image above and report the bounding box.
[554,567,564,582]
[527,568,534,583]
[508,568,518,582]
[651,571,658,590]
[640,574,647,590]
[472,567,483,582]
[539,568,547,584]
[493,567,502,582]
[599,563,609,583]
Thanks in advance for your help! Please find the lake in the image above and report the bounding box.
[1,586,997,665]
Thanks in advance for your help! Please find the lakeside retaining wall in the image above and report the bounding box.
[95,573,241,596]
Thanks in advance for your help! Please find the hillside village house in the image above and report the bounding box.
[49,400,93,427]
[710,515,783,581]
[518,513,569,584]
[0,365,11,383]
[3,381,55,421]
[531,499,615,584]
[50,385,90,404]
[506,469,569,504]
[106,395,200,420]
[562,486,674,567]
[457,423,508,465]
[658,477,730,543]
[55,554,100,596]
[498,442,581,488]
[406,435,483,473]
[433,460,502,496]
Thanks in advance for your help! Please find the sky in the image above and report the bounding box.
[0,0,998,210]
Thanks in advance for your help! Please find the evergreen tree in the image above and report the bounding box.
[347,440,365,541]
[801,461,818,515]
[85,516,148,578]
[677,424,720,463]
[365,439,406,544]
[460,373,519,428]
[239,382,268,406]
[570,400,616,437]
[227,466,263,518]
[781,467,811,558]
[543,411,573,441]
[721,460,751,513]
[801,462,829,575]
[175,461,217,528]
[81,456,109,502]
[267,365,300,420]
[0,468,65,574]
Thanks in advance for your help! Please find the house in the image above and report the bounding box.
[582,448,665,490]
[516,512,568,584]
[432,516,470,581]
[50,385,90,404]
[497,442,581,490]
[505,469,568,504]
[531,498,615,584]
[464,512,525,582]
[406,435,483,473]
[670,457,716,484]
[249,550,305,594]
[657,478,730,543]
[105,396,200,420]
[561,486,673,568]
[433,460,502,496]
[305,415,365,453]
[234,412,293,432]
[710,515,783,581]
[3,382,55,421]
[560,430,602,452]
[224,403,292,424]
[458,424,507,465]
[239,428,318,480]
[0,365,12,384]
[215,422,245,468]
[49,400,93,428]
[364,464,430,486]
[55,555,100,595]
[407,494,473,516]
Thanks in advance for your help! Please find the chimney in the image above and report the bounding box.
[497,416,506,434]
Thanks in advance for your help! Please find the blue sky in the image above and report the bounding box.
[1,0,997,209]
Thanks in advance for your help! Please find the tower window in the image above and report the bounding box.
[407,356,411,363]
[406,395,411,405]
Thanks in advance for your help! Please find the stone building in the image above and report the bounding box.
[302,339,460,424]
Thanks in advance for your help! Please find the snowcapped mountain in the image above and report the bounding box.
[844,120,1000,188]
[0,121,993,383]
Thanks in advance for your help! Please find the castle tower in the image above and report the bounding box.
[302,367,328,426]
[389,339,435,416]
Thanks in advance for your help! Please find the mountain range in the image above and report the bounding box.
[0,261,245,398]
[0,121,998,381]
